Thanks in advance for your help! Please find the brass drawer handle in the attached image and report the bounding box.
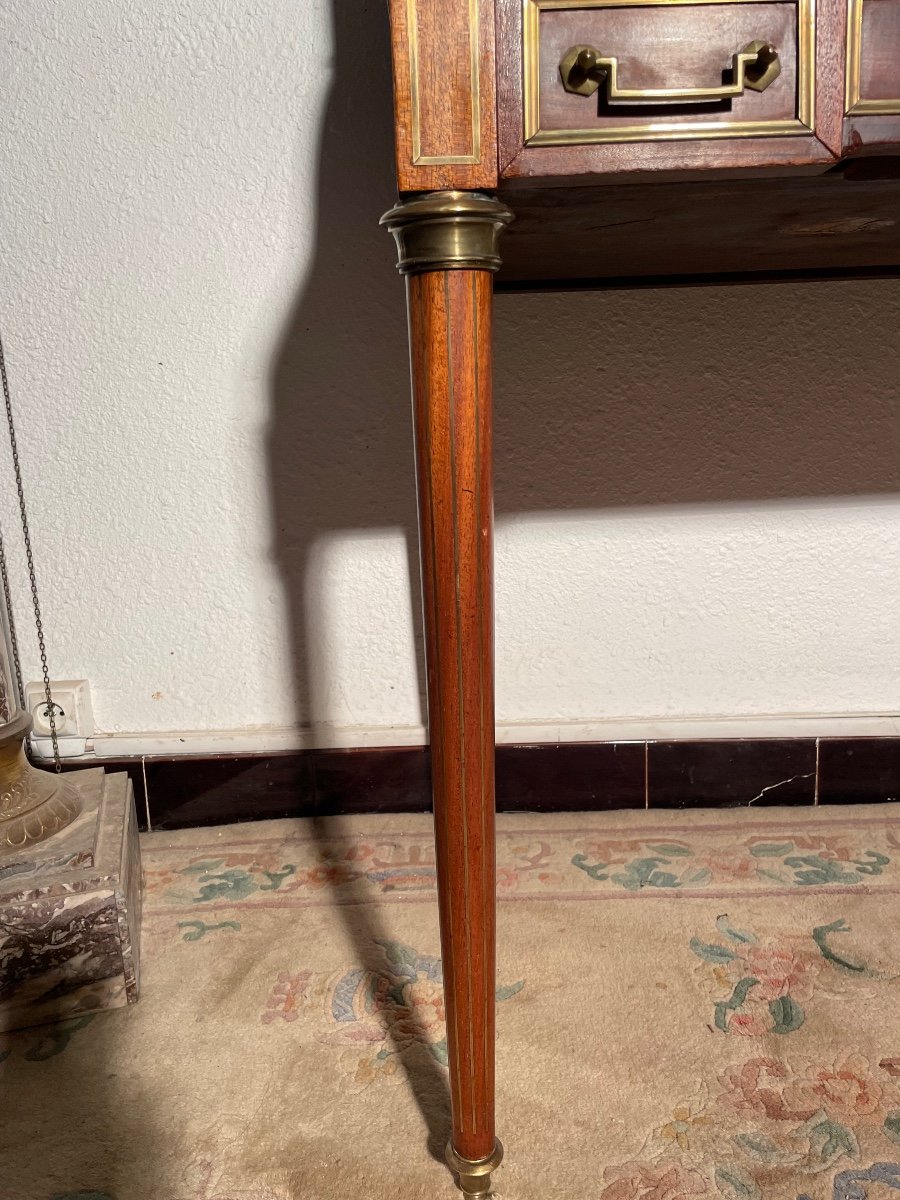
[559,40,781,102]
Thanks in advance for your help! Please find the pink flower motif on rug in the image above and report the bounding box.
[687,916,881,1037]
[259,940,523,1089]
[782,1053,886,1126]
[737,943,819,1003]
[603,1053,900,1199]
[599,1158,711,1199]
[260,971,312,1023]
[598,910,900,1199]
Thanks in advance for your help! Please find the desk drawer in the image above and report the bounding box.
[524,0,813,146]
[845,0,900,149]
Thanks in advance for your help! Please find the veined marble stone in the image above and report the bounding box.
[0,768,141,1032]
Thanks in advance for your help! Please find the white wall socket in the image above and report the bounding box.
[24,679,94,757]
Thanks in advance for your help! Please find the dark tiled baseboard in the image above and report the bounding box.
[57,735,900,831]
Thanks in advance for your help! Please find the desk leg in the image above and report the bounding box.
[382,194,512,1196]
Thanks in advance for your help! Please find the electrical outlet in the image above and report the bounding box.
[25,679,94,741]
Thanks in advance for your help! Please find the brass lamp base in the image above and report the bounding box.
[446,1140,504,1199]
[0,712,82,851]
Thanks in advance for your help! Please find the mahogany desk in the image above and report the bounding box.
[379,1,900,1192]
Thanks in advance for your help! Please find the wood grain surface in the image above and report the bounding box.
[495,173,900,285]
[539,4,799,132]
[858,0,900,99]
[406,269,497,1161]
[496,0,837,181]
[388,0,498,190]
[844,0,900,150]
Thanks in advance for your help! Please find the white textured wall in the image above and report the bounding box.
[2,0,900,754]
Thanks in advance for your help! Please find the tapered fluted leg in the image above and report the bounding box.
[381,193,512,1195]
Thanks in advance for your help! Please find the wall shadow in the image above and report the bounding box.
[265,0,900,1174]
[266,0,450,1168]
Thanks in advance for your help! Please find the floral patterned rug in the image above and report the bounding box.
[4,802,900,1200]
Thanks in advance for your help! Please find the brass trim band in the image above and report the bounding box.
[523,0,816,146]
[408,0,482,164]
[380,191,513,275]
[446,1138,504,1198]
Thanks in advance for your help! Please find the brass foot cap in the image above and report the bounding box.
[446,1139,504,1198]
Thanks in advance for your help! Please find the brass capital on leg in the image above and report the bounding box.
[380,191,513,275]
[446,1139,504,1198]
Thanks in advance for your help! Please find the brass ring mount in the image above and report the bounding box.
[446,1138,504,1198]
[380,191,513,276]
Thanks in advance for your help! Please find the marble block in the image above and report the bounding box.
[0,768,141,1032]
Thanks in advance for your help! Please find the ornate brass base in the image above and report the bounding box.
[446,1139,504,1199]
[0,712,82,851]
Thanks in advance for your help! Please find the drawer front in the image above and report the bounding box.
[524,0,814,146]
[846,0,900,115]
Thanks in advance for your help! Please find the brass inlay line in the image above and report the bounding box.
[472,272,491,1118]
[445,272,477,1132]
[420,279,463,1130]
[845,0,900,115]
[523,0,816,145]
[408,0,482,165]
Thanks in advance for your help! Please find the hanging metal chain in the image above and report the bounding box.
[0,328,61,771]
[0,520,25,709]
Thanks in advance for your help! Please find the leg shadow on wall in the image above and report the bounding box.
[266,0,451,1171]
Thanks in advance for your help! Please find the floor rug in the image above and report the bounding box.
[4,802,900,1200]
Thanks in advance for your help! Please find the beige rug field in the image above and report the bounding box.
[4,803,900,1200]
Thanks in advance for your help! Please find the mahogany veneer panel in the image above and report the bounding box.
[496,0,837,182]
[844,0,900,151]
[387,0,499,190]
[495,172,900,286]
[858,0,900,100]
[537,4,800,136]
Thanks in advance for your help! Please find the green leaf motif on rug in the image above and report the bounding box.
[496,981,525,1002]
[181,862,296,904]
[769,994,805,1034]
[716,916,757,944]
[812,919,869,974]
[377,940,422,971]
[749,842,796,858]
[178,918,241,942]
[714,978,760,1032]
[715,1164,762,1199]
[258,866,296,891]
[746,841,891,886]
[784,852,889,887]
[800,1112,859,1169]
[883,1113,900,1145]
[612,857,712,891]
[571,853,610,881]
[733,1131,791,1163]
[691,936,737,964]
[572,848,711,890]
